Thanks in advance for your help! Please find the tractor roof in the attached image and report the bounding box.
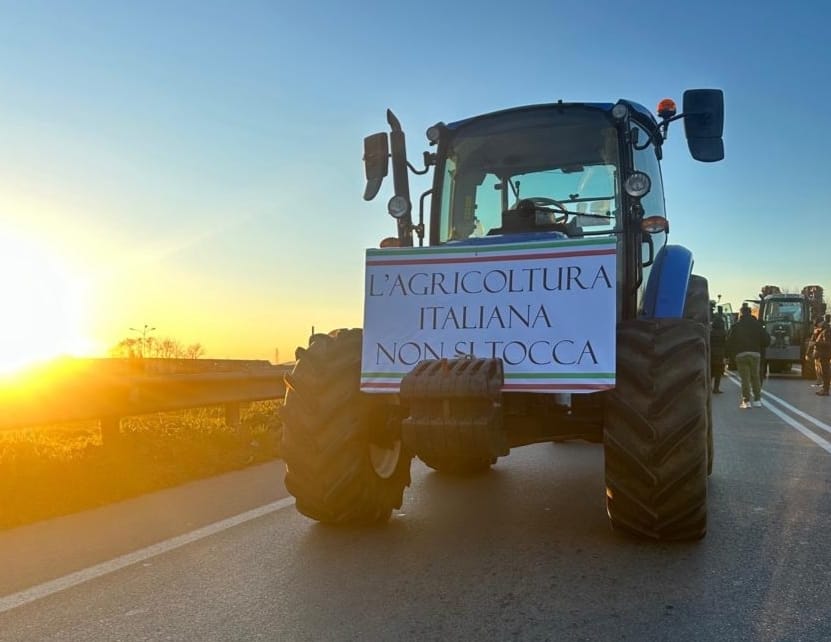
[445,101,657,132]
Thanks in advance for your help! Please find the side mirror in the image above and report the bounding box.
[363,132,389,201]
[683,89,724,162]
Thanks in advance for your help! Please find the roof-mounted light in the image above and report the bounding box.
[426,122,445,144]
[657,98,677,120]
[641,215,669,234]
[624,171,652,198]
[611,102,629,121]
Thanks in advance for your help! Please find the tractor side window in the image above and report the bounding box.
[631,122,665,218]
[440,156,457,241]
[632,121,666,272]
[472,174,502,237]
[443,161,493,240]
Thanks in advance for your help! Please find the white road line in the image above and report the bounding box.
[0,496,295,615]
[758,395,831,454]
[761,389,831,436]
[726,375,831,454]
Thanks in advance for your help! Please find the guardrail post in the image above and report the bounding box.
[225,403,241,430]
[100,416,122,447]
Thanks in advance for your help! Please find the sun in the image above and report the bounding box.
[0,231,91,375]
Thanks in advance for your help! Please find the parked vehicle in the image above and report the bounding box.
[281,90,725,540]
[753,286,825,376]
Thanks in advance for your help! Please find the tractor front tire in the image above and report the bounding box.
[280,329,412,525]
[603,319,709,541]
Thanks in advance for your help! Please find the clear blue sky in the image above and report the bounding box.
[0,0,828,364]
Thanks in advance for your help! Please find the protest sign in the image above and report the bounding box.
[361,237,617,394]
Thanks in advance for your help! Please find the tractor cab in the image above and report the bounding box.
[363,92,724,321]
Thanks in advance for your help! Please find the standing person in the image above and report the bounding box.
[710,315,727,393]
[760,341,767,382]
[816,315,831,397]
[808,317,824,387]
[726,305,771,408]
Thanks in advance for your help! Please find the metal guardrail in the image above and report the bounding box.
[0,358,292,442]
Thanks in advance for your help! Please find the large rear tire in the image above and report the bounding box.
[603,319,709,541]
[280,329,412,524]
[684,275,714,476]
[684,275,711,326]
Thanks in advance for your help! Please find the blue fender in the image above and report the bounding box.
[641,245,694,319]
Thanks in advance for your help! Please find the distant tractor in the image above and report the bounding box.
[755,286,825,376]
[281,91,725,540]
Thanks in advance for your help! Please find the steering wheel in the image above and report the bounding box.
[518,197,569,223]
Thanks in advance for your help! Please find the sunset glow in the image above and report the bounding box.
[0,232,92,374]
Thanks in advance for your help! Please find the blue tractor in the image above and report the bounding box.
[281,91,725,540]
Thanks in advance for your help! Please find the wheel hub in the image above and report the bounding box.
[369,441,401,479]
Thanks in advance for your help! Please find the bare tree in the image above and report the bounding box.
[109,338,141,359]
[109,335,205,359]
[184,343,205,359]
[157,338,179,358]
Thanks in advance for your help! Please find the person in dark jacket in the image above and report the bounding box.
[726,305,771,408]
[815,315,831,396]
[710,316,727,393]
[808,317,824,386]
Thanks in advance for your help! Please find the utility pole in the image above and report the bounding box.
[129,324,156,358]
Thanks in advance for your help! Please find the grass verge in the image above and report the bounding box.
[0,401,282,531]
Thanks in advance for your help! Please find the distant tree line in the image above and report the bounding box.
[109,336,205,359]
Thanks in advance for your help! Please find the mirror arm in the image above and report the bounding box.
[658,112,688,141]
[407,160,430,176]
[416,189,432,247]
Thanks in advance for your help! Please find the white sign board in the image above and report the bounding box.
[361,237,617,394]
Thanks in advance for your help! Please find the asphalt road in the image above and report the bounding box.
[1,371,830,641]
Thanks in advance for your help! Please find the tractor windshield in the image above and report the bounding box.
[762,300,804,323]
[436,106,620,243]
